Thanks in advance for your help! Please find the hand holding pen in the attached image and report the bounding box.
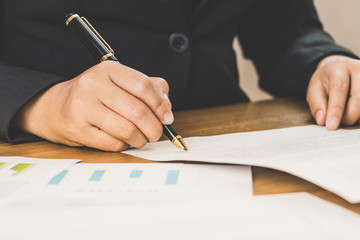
[65,13,187,151]
[12,14,186,152]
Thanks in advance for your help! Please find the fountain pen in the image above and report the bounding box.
[65,13,188,151]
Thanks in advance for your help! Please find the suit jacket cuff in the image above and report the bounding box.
[0,64,67,142]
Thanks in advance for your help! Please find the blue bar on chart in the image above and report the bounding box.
[48,170,69,185]
[89,170,106,181]
[129,170,143,178]
[165,170,180,185]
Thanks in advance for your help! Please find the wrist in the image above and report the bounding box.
[11,81,65,137]
[11,91,45,134]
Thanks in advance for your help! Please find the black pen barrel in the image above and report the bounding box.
[65,13,117,62]
[163,125,178,140]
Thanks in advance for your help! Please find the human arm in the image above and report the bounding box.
[237,0,358,99]
[237,0,359,129]
[0,64,66,142]
[0,6,173,151]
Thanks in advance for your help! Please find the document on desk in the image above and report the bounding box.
[1,163,360,240]
[124,125,360,203]
[0,156,80,205]
[2,192,360,239]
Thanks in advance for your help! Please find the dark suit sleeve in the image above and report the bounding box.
[0,64,66,142]
[237,0,359,99]
[0,1,66,142]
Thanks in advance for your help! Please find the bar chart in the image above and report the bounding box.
[39,163,252,206]
[48,165,182,187]
[35,163,198,205]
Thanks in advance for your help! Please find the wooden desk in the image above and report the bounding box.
[1,98,359,214]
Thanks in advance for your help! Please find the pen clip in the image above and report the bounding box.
[81,17,115,55]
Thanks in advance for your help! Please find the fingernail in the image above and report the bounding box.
[327,117,339,130]
[315,110,323,125]
[163,111,174,124]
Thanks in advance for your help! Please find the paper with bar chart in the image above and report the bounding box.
[0,157,80,205]
[2,163,360,240]
[12,163,252,205]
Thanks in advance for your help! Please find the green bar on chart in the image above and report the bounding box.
[11,163,33,175]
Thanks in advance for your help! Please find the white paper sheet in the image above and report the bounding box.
[1,163,360,239]
[0,163,257,240]
[1,192,360,240]
[124,125,360,203]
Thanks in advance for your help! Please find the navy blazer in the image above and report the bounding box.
[0,0,357,142]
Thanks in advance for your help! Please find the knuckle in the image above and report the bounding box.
[331,78,349,92]
[326,57,346,69]
[156,77,168,85]
[121,124,138,141]
[135,77,152,94]
[75,74,99,92]
[130,103,148,121]
[155,77,170,92]
[334,57,348,65]
[331,68,348,81]
[75,75,90,88]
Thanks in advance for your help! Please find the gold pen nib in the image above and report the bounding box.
[172,135,188,151]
